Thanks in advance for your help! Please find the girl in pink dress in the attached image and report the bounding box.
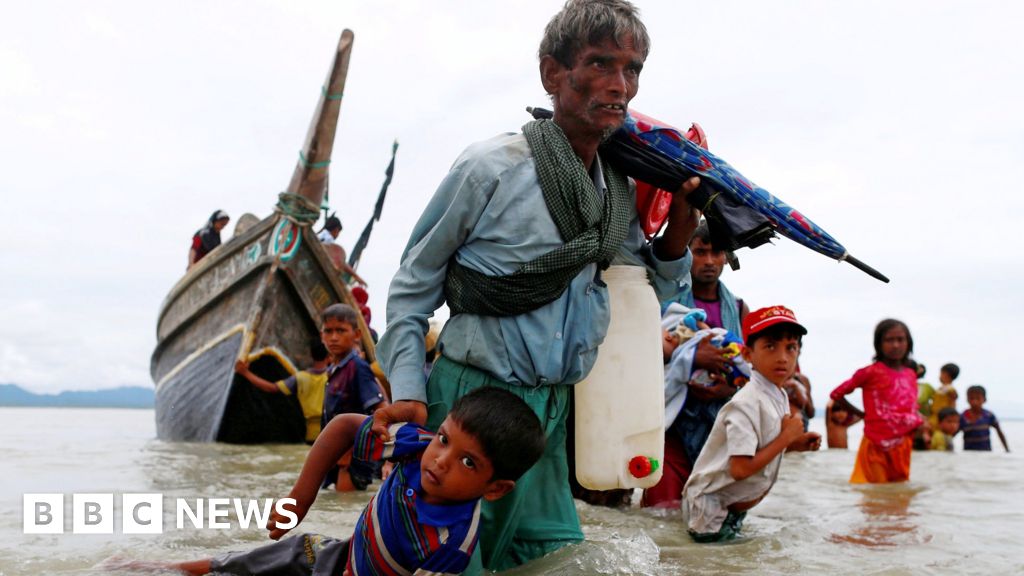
[830,319,923,483]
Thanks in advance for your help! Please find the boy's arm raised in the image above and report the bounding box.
[729,414,805,481]
[830,396,864,420]
[268,413,368,539]
[829,371,866,419]
[848,410,864,425]
[235,360,283,394]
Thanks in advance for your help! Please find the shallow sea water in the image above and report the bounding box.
[1,407,1021,575]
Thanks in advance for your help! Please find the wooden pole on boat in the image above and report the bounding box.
[277,30,385,392]
[286,29,354,207]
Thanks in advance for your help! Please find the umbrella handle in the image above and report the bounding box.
[842,254,890,283]
[527,106,553,119]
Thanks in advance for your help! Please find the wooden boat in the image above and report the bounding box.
[151,30,377,443]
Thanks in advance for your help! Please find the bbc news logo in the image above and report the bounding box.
[23,494,298,534]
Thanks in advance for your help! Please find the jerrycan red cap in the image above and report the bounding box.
[628,455,660,478]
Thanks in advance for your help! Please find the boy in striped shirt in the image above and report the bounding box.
[165,387,545,575]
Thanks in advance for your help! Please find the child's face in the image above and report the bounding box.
[662,328,680,361]
[831,407,849,424]
[880,326,909,363]
[419,416,511,505]
[741,334,800,387]
[939,415,960,436]
[939,370,953,386]
[967,390,986,411]
[321,318,359,360]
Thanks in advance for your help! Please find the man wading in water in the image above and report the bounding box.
[376,0,702,571]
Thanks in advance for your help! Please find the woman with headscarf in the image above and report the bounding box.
[188,210,230,270]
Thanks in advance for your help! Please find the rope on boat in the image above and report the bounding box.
[275,192,321,226]
[321,85,344,101]
[298,150,331,169]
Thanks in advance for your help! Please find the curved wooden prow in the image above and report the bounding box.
[286,29,355,208]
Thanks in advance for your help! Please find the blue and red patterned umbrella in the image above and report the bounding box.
[602,109,889,282]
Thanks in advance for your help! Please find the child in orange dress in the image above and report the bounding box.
[830,319,923,483]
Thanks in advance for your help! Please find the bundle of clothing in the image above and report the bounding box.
[662,302,751,427]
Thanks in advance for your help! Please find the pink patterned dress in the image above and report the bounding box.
[831,362,923,450]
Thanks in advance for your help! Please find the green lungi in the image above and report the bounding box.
[426,356,583,572]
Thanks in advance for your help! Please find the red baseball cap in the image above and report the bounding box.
[742,305,807,338]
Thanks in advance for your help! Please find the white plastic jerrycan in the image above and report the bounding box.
[574,265,664,490]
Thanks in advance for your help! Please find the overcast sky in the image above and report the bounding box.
[2,1,1022,417]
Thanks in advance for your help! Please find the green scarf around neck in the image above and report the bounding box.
[443,119,632,317]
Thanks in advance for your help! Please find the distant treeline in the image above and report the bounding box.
[0,384,154,408]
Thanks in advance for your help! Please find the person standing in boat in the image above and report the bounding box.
[317,215,368,287]
[187,209,229,270]
[375,1,701,571]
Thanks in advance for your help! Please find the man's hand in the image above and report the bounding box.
[267,497,310,541]
[653,176,702,261]
[688,374,735,401]
[669,176,702,228]
[693,334,728,373]
[234,359,250,375]
[371,400,427,441]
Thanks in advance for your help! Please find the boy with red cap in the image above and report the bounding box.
[682,305,822,542]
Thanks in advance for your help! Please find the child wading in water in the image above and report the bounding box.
[682,306,821,542]
[830,319,923,483]
[135,387,545,575]
[930,363,960,429]
[929,407,960,451]
[825,399,862,449]
[960,385,1010,452]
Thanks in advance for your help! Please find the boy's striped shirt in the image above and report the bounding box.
[960,409,998,451]
[348,417,480,576]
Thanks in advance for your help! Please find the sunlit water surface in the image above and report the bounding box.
[1,408,1021,575]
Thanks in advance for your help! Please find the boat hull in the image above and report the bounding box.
[151,30,367,443]
[152,215,365,443]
